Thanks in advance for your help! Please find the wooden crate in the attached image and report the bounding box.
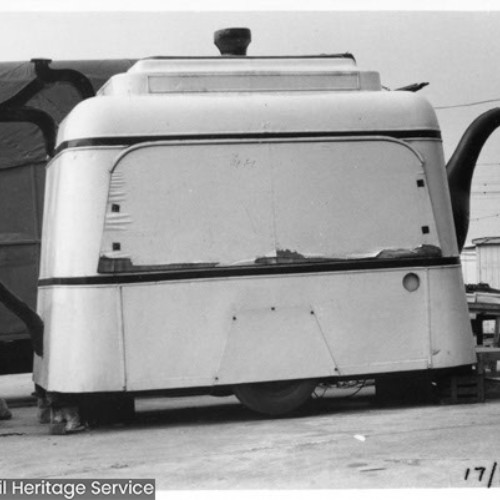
[438,373,485,404]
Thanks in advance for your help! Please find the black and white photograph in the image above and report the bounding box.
[1,1,500,497]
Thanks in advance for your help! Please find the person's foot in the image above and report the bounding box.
[49,406,86,434]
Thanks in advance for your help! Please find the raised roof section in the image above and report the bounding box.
[98,56,382,95]
[56,91,439,148]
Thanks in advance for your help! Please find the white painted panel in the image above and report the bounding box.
[269,140,437,256]
[120,267,455,391]
[407,140,457,257]
[34,286,125,392]
[428,266,475,368]
[103,142,275,265]
[217,306,337,384]
[35,267,472,393]
[313,269,431,373]
[102,139,438,269]
[59,93,439,145]
[122,281,232,390]
[40,148,121,278]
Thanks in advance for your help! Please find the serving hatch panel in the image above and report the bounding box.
[100,138,439,271]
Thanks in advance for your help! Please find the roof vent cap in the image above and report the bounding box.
[214,28,251,56]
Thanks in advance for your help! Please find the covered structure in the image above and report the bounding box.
[0,59,135,373]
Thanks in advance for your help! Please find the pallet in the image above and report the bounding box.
[438,373,485,404]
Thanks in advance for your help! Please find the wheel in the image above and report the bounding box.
[233,379,318,416]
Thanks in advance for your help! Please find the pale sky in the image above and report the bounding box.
[1,2,500,245]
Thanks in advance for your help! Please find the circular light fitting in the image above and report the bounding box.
[403,273,420,292]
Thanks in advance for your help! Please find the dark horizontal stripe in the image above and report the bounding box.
[38,256,459,287]
[54,129,442,155]
[0,241,40,247]
[146,53,356,61]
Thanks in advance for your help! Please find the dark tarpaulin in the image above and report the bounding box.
[0,62,37,104]
[0,59,135,105]
[0,59,136,167]
[0,59,135,370]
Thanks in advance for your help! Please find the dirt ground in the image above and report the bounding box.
[1,373,500,491]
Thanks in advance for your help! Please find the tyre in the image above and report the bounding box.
[233,378,318,416]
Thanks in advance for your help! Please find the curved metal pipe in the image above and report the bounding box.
[31,58,95,99]
[446,108,500,251]
[0,281,43,356]
[2,59,96,110]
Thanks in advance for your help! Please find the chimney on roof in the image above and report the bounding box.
[214,28,251,56]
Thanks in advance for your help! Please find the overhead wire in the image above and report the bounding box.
[435,97,500,110]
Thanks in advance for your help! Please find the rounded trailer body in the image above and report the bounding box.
[33,55,475,411]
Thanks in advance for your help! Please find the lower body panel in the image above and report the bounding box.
[33,264,475,393]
